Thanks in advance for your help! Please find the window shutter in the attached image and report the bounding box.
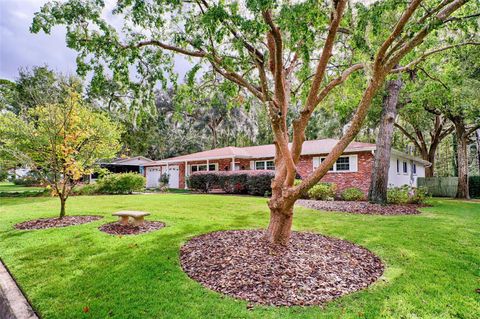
[350,155,358,172]
[312,157,320,169]
[250,161,255,170]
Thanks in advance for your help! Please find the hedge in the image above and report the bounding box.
[95,173,146,194]
[470,176,480,198]
[188,170,275,196]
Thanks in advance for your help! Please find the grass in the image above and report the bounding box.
[0,194,478,319]
[0,182,45,193]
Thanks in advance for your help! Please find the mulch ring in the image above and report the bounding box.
[180,230,384,307]
[297,199,421,215]
[15,215,102,230]
[99,221,165,235]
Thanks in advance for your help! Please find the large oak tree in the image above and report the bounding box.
[32,0,476,244]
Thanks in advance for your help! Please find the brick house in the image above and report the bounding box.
[143,139,430,194]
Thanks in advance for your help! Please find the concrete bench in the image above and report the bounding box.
[112,211,150,226]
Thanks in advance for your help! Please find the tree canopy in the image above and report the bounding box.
[30,0,479,243]
[0,88,122,217]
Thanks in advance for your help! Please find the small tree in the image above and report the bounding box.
[0,88,121,217]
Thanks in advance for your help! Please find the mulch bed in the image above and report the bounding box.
[180,230,384,306]
[15,215,102,230]
[98,221,165,235]
[297,199,421,215]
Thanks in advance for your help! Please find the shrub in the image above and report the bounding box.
[188,170,275,195]
[387,185,429,204]
[218,172,248,194]
[341,187,365,201]
[12,173,42,186]
[0,169,8,182]
[470,176,480,198]
[188,172,220,193]
[307,183,336,200]
[96,173,145,194]
[71,183,98,195]
[247,171,275,196]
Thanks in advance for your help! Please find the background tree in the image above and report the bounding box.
[0,66,82,116]
[395,97,454,177]
[411,46,480,198]
[32,0,474,244]
[0,88,121,218]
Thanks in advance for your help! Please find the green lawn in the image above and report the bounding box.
[0,194,478,319]
[0,182,45,193]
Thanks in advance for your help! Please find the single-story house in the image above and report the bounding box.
[143,139,430,193]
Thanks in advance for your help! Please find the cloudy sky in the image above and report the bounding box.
[0,0,192,82]
[0,0,80,80]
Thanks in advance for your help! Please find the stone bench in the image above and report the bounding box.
[112,211,150,226]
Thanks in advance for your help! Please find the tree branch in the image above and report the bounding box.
[390,42,480,73]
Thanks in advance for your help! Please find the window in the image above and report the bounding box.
[335,157,350,171]
[255,160,275,170]
[320,158,334,171]
[412,163,417,175]
[403,161,408,174]
[315,155,357,172]
[255,161,265,170]
[396,159,400,174]
[190,163,217,173]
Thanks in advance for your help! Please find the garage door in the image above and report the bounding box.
[167,166,179,188]
[146,167,161,188]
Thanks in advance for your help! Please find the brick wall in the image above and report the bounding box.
[295,152,374,195]
[173,151,374,192]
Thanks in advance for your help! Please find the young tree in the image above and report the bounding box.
[0,89,121,217]
[32,0,474,244]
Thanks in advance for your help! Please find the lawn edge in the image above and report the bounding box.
[0,258,39,319]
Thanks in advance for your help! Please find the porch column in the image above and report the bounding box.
[207,159,210,171]
[185,161,188,189]
[231,156,235,171]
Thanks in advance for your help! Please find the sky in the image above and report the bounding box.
[0,0,79,80]
[0,0,192,82]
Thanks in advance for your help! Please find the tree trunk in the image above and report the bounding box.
[455,129,469,199]
[265,203,294,245]
[425,155,435,177]
[368,79,403,204]
[59,196,67,219]
[452,133,458,177]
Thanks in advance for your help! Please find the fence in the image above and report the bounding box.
[418,176,480,198]
[417,177,458,197]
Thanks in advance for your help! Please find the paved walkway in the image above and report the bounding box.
[0,259,38,319]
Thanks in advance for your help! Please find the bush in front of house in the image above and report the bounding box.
[188,172,220,193]
[246,171,275,196]
[218,172,249,194]
[341,187,365,201]
[96,173,146,194]
[307,183,337,201]
[12,173,43,186]
[188,170,275,195]
[71,183,99,195]
[387,185,429,204]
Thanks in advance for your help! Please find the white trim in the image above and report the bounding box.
[254,159,275,170]
[189,163,218,174]
[313,155,358,173]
